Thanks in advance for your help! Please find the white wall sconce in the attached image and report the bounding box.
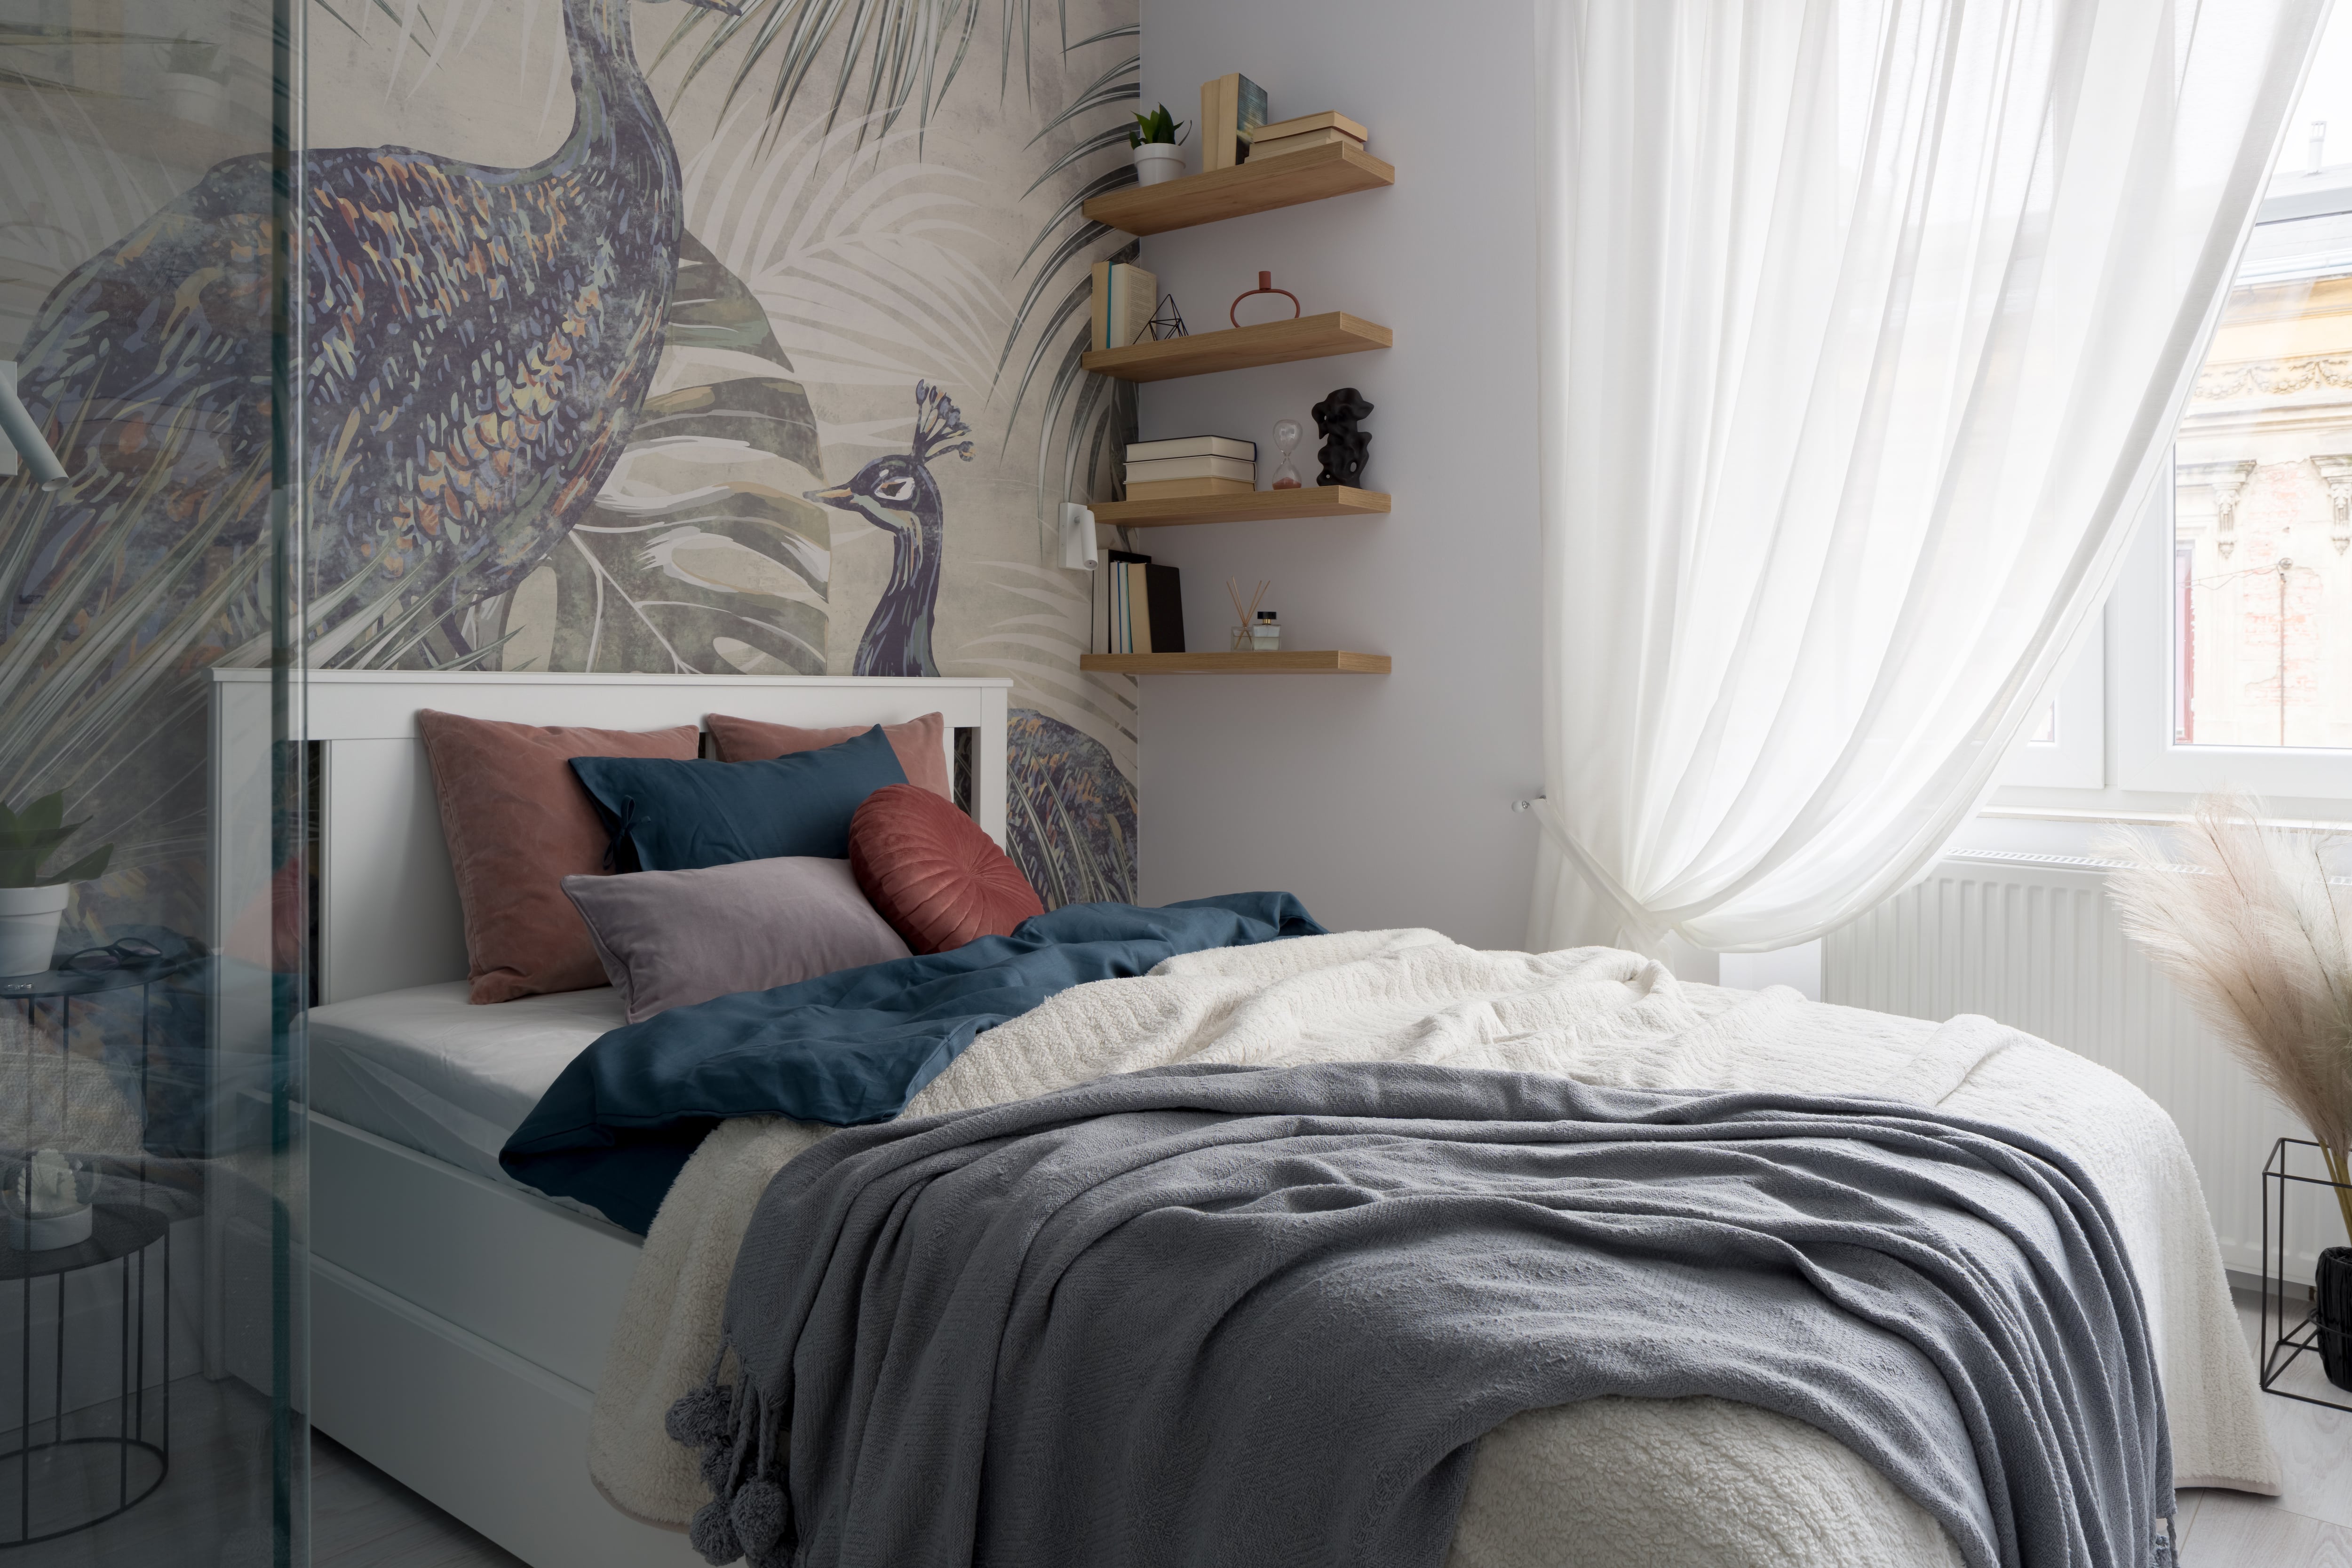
[0,361,68,492]
[1060,502,1098,571]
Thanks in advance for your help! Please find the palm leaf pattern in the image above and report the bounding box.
[0,0,1149,921]
[537,233,833,676]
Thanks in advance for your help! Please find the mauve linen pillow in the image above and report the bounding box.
[848,783,1046,954]
[569,725,906,871]
[707,711,951,799]
[416,711,701,1005]
[561,857,911,1023]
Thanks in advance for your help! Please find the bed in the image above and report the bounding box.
[211,669,1007,1568]
[212,670,2280,1568]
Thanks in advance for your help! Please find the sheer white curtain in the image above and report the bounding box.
[1530,0,2326,956]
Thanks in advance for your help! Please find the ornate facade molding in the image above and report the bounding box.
[2312,454,2352,553]
[2193,353,2352,403]
[2178,458,2257,558]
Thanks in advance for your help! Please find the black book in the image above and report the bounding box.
[1138,562,1185,654]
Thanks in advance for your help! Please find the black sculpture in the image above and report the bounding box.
[1311,387,1374,487]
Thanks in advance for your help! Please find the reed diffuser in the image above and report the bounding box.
[1226,578,1270,653]
[2104,795,2352,1388]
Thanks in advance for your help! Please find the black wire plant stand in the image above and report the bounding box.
[2258,1136,2352,1413]
[0,927,203,1543]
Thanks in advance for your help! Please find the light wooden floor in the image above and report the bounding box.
[2169,1291,2352,1568]
[7,1288,2346,1566]
[312,1431,523,1568]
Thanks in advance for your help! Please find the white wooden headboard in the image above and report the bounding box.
[208,670,1011,1007]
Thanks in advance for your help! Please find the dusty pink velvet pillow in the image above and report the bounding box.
[417,711,701,1004]
[707,711,951,800]
[849,783,1044,954]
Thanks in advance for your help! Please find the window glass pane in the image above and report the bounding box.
[2171,9,2352,750]
[2175,279,2352,748]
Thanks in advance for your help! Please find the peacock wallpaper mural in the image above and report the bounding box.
[0,0,1143,939]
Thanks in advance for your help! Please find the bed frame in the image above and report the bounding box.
[207,669,1012,1568]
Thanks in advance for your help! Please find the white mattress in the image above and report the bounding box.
[309,981,624,1215]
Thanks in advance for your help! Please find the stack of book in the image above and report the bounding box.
[1247,111,1368,163]
[1200,73,1269,172]
[1104,550,1185,654]
[1124,436,1256,501]
[1089,260,1159,351]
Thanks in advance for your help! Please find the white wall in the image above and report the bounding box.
[1133,0,1544,948]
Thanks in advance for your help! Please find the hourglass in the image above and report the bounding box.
[1270,419,1303,490]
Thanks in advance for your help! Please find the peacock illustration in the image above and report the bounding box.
[807,381,974,677]
[0,0,731,901]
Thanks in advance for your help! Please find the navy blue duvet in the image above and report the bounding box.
[499,893,1323,1232]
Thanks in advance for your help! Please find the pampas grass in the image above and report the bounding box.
[2104,794,2352,1245]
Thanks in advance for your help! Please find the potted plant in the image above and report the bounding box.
[2107,795,2352,1390]
[156,34,225,127]
[1130,104,1189,186]
[0,791,111,978]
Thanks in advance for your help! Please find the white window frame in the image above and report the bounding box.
[2113,477,2352,798]
[1999,613,2104,790]
[1987,179,2352,820]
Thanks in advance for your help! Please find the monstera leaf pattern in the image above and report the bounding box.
[539,234,833,676]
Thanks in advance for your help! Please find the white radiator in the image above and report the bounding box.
[1823,849,2317,1280]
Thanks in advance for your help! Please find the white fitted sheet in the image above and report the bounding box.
[309,981,625,1216]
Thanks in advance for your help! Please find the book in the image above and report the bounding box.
[1252,110,1368,143]
[1104,549,1151,653]
[1247,127,1366,161]
[1126,561,1186,653]
[1200,73,1268,172]
[1126,454,1256,484]
[1126,435,1256,463]
[1089,260,1159,351]
[1127,562,1153,653]
[1100,551,1184,653]
[1126,476,1255,501]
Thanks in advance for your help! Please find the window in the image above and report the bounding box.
[1997,9,2352,810]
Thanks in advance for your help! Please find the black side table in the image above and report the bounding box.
[0,926,202,1543]
[0,1203,173,1543]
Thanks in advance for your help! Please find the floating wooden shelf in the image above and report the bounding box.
[1091,486,1390,529]
[1082,313,1391,383]
[1083,143,1398,236]
[1081,650,1391,674]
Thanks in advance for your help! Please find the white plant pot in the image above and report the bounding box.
[0,883,69,977]
[1132,143,1186,186]
[6,1196,93,1251]
[157,71,224,127]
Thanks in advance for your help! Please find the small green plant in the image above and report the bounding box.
[1130,105,1188,148]
[0,792,112,889]
[159,34,221,78]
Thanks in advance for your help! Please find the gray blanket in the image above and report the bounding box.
[668,1061,2173,1568]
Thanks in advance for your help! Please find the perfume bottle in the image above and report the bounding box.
[1270,419,1303,490]
[1252,610,1280,651]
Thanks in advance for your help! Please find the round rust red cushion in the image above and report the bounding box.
[848,784,1045,953]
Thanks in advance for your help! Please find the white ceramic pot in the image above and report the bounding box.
[157,71,224,127]
[6,1196,93,1251]
[1132,143,1186,186]
[0,883,69,977]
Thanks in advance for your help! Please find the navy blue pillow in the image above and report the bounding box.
[569,726,907,872]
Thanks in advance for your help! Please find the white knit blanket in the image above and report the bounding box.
[588,933,2280,1566]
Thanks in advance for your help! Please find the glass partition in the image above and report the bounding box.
[0,0,308,1563]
